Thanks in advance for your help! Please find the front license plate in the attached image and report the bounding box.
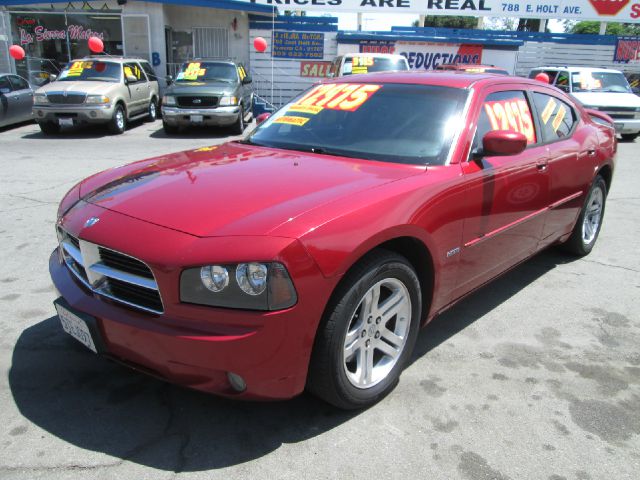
[191,114,204,123]
[55,303,97,353]
[58,117,74,127]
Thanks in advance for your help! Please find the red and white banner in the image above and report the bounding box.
[245,0,640,22]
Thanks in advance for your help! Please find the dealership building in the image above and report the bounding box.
[1,0,639,109]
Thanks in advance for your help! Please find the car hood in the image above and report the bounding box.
[572,91,640,108]
[79,142,424,238]
[36,80,118,95]
[166,81,237,95]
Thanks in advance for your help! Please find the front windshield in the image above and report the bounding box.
[571,71,632,93]
[176,62,238,82]
[247,83,468,166]
[58,61,121,82]
[341,57,408,75]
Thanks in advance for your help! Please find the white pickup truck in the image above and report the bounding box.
[529,66,640,141]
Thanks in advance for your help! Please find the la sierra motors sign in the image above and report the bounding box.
[246,0,640,21]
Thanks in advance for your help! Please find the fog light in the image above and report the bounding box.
[227,372,246,392]
[90,111,97,118]
[38,110,43,117]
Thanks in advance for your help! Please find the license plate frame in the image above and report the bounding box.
[54,299,100,353]
[190,114,204,123]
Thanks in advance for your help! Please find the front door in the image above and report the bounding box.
[8,75,33,121]
[124,62,149,115]
[455,87,549,294]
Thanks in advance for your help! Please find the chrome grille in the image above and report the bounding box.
[47,93,87,105]
[57,228,163,314]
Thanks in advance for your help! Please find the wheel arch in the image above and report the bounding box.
[596,163,613,194]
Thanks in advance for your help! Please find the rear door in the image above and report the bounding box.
[456,86,549,294]
[531,90,595,245]
[123,62,148,115]
[0,75,12,126]
[8,75,33,121]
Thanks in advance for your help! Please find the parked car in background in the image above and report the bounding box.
[0,73,34,128]
[625,72,640,96]
[32,57,159,135]
[161,60,253,134]
[329,53,409,77]
[436,63,509,75]
[50,72,615,409]
[529,66,640,141]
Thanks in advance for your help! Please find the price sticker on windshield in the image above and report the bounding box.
[352,57,374,74]
[183,62,206,80]
[67,61,93,77]
[483,98,536,144]
[274,116,310,127]
[294,83,381,113]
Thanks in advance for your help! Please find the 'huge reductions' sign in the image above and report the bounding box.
[246,0,640,22]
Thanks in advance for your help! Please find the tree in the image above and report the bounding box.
[412,16,478,29]
[569,21,640,35]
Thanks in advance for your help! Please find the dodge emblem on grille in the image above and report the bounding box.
[193,98,202,104]
[84,217,100,228]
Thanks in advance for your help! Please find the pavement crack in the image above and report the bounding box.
[581,259,640,274]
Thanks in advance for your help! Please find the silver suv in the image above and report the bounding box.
[33,57,159,135]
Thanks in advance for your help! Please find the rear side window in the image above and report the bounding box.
[140,61,156,81]
[0,76,10,93]
[554,71,570,92]
[532,93,577,141]
[474,90,537,151]
[9,76,29,90]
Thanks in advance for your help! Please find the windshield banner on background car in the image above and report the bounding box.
[245,0,640,21]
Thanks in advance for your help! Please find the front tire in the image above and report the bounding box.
[108,104,126,134]
[307,249,421,409]
[231,105,245,135]
[38,122,59,135]
[562,175,607,256]
[621,133,638,142]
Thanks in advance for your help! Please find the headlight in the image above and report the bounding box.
[219,95,238,106]
[162,95,176,106]
[86,94,110,104]
[34,93,49,104]
[180,262,297,311]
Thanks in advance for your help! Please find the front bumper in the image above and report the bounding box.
[49,206,334,400]
[612,118,640,134]
[33,104,115,125]
[162,106,239,127]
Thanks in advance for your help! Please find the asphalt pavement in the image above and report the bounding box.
[0,119,639,480]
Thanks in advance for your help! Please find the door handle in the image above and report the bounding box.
[587,149,596,157]
[536,160,548,172]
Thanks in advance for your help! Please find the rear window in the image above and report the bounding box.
[175,62,238,83]
[341,56,408,75]
[532,93,577,141]
[246,83,468,166]
[58,61,121,82]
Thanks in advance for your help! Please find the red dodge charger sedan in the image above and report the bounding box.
[50,72,616,409]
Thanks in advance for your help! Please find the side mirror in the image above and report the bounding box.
[49,74,57,82]
[242,75,252,85]
[165,75,173,85]
[481,130,527,156]
[256,112,271,125]
[126,74,138,84]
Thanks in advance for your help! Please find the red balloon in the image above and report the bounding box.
[535,72,550,84]
[253,37,267,53]
[88,36,104,54]
[9,45,25,61]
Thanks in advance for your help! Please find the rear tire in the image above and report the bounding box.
[38,122,59,135]
[162,120,179,135]
[562,175,607,256]
[146,98,158,122]
[108,104,126,135]
[307,249,421,410]
[621,133,638,142]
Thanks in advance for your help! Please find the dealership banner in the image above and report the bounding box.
[358,40,482,69]
[246,0,640,22]
[614,36,640,62]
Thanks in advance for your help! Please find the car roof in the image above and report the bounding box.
[324,70,540,89]
[342,53,406,59]
[73,57,149,64]
[532,66,623,74]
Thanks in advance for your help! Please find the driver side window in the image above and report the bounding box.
[124,63,144,83]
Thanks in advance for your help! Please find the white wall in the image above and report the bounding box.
[515,42,640,76]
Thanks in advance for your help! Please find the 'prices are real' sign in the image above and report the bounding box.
[245,0,640,21]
